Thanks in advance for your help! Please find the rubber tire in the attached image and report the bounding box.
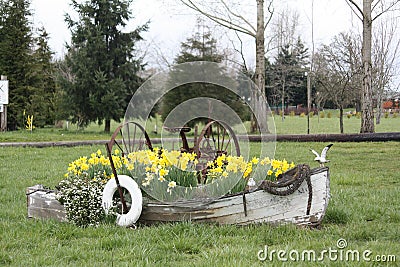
[102,175,142,227]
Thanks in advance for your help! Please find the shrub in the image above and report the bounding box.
[393,112,398,118]
[356,112,361,119]
[299,112,306,117]
[327,112,332,118]
[289,111,295,117]
[347,113,352,119]
[384,112,389,118]
[309,111,314,118]
[56,149,131,227]
[57,176,106,227]
[319,111,325,118]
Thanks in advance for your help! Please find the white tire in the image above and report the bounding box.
[102,175,142,227]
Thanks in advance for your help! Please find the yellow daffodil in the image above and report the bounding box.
[159,168,169,177]
[251,157,259,165]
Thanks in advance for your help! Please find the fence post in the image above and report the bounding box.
[0,75,7,132]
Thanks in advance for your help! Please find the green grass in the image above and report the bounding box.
[0,142,399,266]
[273,112,400,134]
[1,111,400,142]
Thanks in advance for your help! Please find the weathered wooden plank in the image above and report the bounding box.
[139,169,330,226]
[26,185,67,222]
[246,132,400,142]
[26,168,330,227]
[5,132,400,148]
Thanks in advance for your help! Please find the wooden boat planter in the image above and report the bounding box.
[26,121,330,227]
[27,166,329,227]
[140,166,329,226]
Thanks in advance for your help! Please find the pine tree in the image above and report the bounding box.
[28,27,56,127]
[160,22,249,127]
[62,0,148,132]
[268,38,309,110]
[0,0,33,130]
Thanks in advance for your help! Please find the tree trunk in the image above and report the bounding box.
[251,0,266,133]
[104,119,111,133]
[360,0,375,133]
[339,106,344,134]
[281,82,285,121]
[376,95,382,125]
[355,101,361,113]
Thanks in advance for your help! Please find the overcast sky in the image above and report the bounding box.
[30,0,359,61]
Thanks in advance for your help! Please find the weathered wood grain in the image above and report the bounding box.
[139,167,329,226]
[26,185,67,222]
[26,167,330,227]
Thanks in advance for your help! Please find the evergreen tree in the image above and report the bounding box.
[28,27,56,127]
[62,0,148,132]
[268,38,309,109]
[0,0,33,130]
[160,22,248,127]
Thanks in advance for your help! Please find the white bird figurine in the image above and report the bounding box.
[310,144,333,167]
[247,177,257,191]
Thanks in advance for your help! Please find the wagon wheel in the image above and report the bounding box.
[105,121,153,215]
[195,120,240,176]
[107,121,153,156]
[163,126,192,153]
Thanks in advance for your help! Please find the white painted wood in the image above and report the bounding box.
[140,167,330,226]
[26,167,330,227]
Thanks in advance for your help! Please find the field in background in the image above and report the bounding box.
[1,110,400,142]
[0,142,399,266]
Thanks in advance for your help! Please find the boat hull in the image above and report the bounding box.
[139,167,330,226]
[26,167,330,226]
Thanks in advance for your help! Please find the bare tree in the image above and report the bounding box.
[345,0,400,133]
[269,8,300,55]
[267,8,305,121]
[314,33,362,133]
[180,0,273,132]
[372,16,400,124]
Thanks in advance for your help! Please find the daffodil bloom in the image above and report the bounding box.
[167,181,177,188]
[275,169,283,177]
[127,163,134,171]
[207,161,214,167]
[251,157,259,165]
[159,168,169,177]
[167,181,177,194]
[64,148,295,199]
[260,157,271,165]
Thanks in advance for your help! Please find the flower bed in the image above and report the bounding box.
[56,148,295,227]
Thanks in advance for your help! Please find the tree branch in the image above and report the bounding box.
[231,30,249,72]
[345,0,364,20]
[220,0,256,33]
[372,1,400,21]
[264,0,274,31]
[180,0,256,37]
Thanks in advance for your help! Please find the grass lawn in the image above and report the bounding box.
[0,142,399,266]
[1,111,400,142]
[273,112,400,134]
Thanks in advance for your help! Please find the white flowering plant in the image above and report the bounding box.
[56,149,131,227]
